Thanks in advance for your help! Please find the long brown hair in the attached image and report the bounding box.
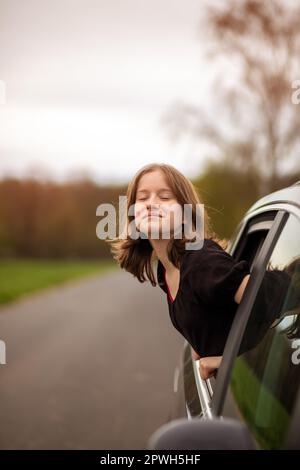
[106,163,227,286]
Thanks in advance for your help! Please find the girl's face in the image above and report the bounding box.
[134,170,183,239]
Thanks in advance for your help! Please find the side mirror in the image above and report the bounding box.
[148,417,256,450]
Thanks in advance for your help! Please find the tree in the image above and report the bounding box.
[161,0,300,195]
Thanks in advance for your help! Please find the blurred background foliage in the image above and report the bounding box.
[0,177,125,259]
[1,0,300,303]
[0,167,298,261]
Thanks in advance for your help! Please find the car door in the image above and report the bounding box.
[213,208,300,449]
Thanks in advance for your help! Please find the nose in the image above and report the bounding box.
[145,194,160,208]
[146,200,160,211]
[145,196,161,218]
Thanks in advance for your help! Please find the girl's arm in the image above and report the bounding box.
[234,274,251,304]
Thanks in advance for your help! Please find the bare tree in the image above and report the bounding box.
[161,0,300,194]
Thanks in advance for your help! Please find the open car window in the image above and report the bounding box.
[229,210,278,269]
[205,211,278,395]
[222,213,300,449]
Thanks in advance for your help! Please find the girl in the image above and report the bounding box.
[108,163,251,379]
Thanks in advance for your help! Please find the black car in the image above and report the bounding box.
[149,181,300,450]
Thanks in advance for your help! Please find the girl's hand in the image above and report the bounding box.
[191,347,222,379]
[198,356,222,380]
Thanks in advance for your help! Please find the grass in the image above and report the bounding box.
[0,259,117,305]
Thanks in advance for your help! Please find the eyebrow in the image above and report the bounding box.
[137,188,172,194]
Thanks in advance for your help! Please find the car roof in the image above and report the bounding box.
[246,180,300,215]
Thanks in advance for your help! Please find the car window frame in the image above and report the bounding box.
[211,208,290,416]
[187,203,300,423]
[188,209,283,419]
[204,210,278,399]
[221,207,300,449]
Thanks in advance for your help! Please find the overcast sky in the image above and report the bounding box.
[0,0,222,184]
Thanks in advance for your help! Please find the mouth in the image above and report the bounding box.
[143,213,163,219]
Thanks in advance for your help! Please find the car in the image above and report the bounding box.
[148,180,300,450]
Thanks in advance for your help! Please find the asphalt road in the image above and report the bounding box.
[0,268,184,449]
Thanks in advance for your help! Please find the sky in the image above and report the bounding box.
[0,0,217,184]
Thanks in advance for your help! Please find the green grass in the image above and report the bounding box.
[0,259,117,305]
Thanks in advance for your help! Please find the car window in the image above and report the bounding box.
[231,211,277,269]
[223,213,300,449]
[205,213,277,399]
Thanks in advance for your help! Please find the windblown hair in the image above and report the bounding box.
[106,163,228,286]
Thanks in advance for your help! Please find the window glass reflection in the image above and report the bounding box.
[228,214,300,449]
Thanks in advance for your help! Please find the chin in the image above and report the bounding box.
[139,223,165,239]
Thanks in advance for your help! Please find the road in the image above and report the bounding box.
[0,268,184,449]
